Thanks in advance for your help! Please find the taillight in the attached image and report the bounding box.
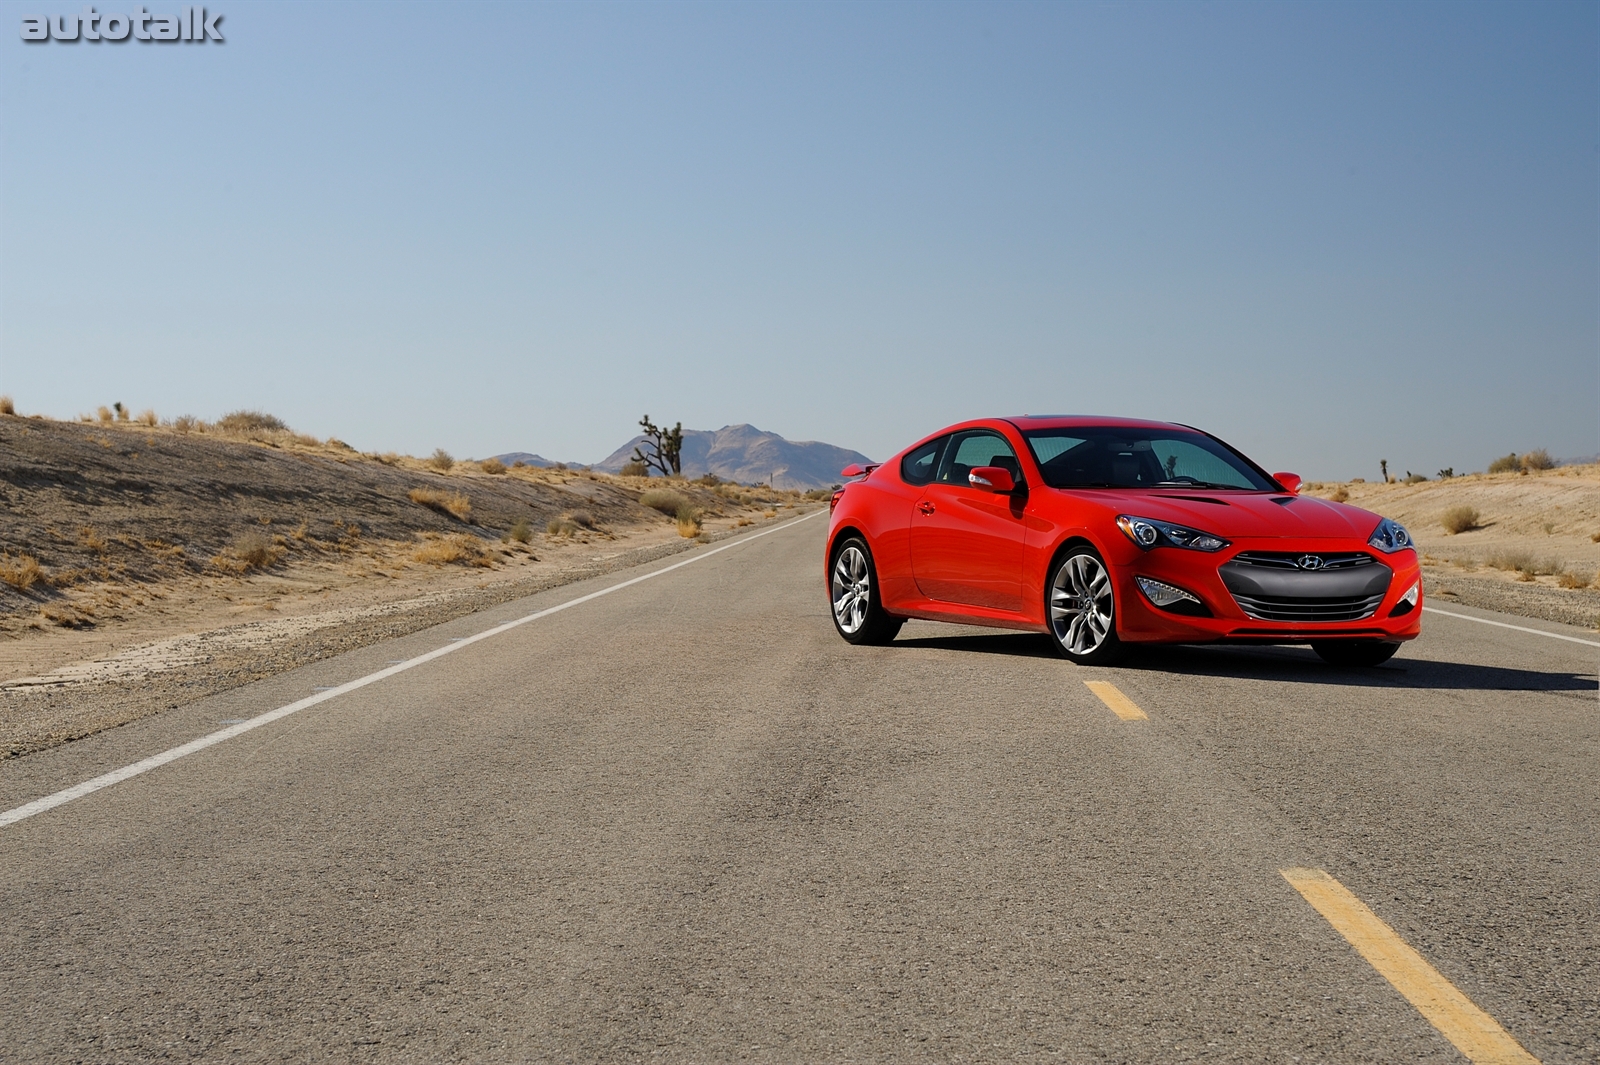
[830,489,845,512]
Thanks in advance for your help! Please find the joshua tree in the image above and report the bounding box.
[1379,459,1390,483]
[631,415,683,477]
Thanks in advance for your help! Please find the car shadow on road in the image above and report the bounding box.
[891,633,1598,692]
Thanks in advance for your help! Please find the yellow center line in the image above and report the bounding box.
[1084,680,1147,720]
[1281,868,1539,1065]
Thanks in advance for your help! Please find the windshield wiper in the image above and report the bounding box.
[1153,480,1237,490]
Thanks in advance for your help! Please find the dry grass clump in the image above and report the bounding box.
[96,406,114,424]
[217,410,289,434]
[0,552,45,592]
[79,526,108,554]
[426,449,455,472]
[619,460,649,477]
[136,408,158,427]
[170,414,199,434]
[479,458,506,475]
[0,395,14,416]
[676,504,703,538]
[640,488,688,516]
[211,531,287,574]
[763,508,778,519]
[1328,485,1349,503]
[408,487,472,521]
[1441,506,1479,535]
[1557,571,1597,590]
[503,518,533,544]
[1403,472,1428,484]
[545,510,598,538]
[413,533,494,567]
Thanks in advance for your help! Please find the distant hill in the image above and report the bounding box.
[489,451,561,468]
[593,424,873,490]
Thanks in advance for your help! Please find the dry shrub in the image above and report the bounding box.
[763,508,777,518]
[1403,472,1427,484]
[170,414,199,434]
[566,509,596,529]
[640,488,688,516]
[1557,571,1595,590]
[1520,448,1554,472]
[676,504,703,538]
[0,553,44,592]
[511,460,527,469]
[409,487,472,522]
[619,460,649,477]
[504,518,533,544]
[326,438,354,451]
[1441,506,1479,535]
[218,410,288,434]
[96,406,114,424]
[546,517,579,537]
[79,526,108,553]
[1327,486,1349,503]
[1591,531,1600,543]
[212,531,287,574]
[287,432,321,448]
[0,395,14,416]
[413,533,493,567]
[136,408,158,426]
[375,451,400,465]
[1485,550,1560,580]
[480,458,507,475]
[735,517,753,527]
[1487,453,1519,474]
[426,449,455,472]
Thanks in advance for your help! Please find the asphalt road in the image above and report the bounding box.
[2,514,1595,1063]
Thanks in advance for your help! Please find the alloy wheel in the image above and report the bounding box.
[832,545,872,635]
[1050,552,1114,655]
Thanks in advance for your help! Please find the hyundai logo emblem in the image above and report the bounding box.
[1296,555,1326,571]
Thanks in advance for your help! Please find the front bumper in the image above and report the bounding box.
[1112,542,1423,645]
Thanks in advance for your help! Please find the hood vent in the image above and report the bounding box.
[1160,495,1229,506]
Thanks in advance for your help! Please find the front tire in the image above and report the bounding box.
[830,536,903,645]
[1313,640,1399,667]
[1047,545,1124,665]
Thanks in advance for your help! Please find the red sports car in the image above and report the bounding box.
[825,416,1420,667]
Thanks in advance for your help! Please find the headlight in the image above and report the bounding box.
[1368,517,1413,553]
[1116,514,1229,552]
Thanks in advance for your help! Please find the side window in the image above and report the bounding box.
[937,431,1020,486]
[900,436,945,486]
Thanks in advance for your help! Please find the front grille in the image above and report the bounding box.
[1229,592,1386,622]
[1228,551,1375,571]
[1219,552,1392,624]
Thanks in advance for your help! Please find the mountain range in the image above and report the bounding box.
[497,425,873,490]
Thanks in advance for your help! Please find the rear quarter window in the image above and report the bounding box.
[900,437,945,486]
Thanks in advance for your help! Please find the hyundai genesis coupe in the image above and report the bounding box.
[825,416,1420,666]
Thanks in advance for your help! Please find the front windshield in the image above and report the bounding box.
[1022,427,1277,491]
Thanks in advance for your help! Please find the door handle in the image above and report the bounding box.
[917,501,936,515]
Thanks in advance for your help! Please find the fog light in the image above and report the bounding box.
[1136,577,1199,608]
[1390,580,1419,617]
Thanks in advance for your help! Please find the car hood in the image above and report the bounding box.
[1060,489,1383,541]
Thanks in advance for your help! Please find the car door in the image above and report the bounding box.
[909,429,1027,612]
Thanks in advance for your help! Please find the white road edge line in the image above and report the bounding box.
[1,511,826,830]
[1422,605,1600,648]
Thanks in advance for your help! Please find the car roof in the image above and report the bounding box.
[1003,414,1197,433]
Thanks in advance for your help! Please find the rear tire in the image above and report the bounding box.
[1046,545,1125,666]
[1313,640,1399,667]
[830,536,903,645]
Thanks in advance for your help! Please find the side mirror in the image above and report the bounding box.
[968,466,1016,493]
[840,463,865,478]
[1273,472,1302,495]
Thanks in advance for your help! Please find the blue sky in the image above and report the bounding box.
[1,1,1594,479]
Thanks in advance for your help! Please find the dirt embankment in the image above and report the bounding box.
[1303,465,1600,628]
[0,414,815,757]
